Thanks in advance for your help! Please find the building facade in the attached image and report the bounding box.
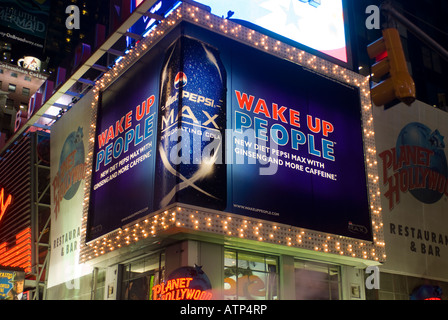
[1,0,448,302]
[45,1,385,301]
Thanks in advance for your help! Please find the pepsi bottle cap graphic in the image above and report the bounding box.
[174,71,187,89]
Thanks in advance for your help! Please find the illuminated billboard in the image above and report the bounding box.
[192,0,349,63]
[48,91,93,288]
[86,21,371,242]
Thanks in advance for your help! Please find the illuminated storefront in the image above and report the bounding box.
[45,1,386,300]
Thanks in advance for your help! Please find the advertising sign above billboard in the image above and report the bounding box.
[0,0,50,54]
[192,0,348,63]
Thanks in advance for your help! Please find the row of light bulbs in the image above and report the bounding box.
[80,2,385,264]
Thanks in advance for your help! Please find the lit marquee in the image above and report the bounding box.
[80,2,384,264]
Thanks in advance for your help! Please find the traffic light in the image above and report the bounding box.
[367,28,416,106]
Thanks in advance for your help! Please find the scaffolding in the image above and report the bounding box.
[29,132,51,300]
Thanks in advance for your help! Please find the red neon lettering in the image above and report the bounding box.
[151,277,211,300]
[0,188,12,223]
[0,227,31,273]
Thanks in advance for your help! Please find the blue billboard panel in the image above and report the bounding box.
[229,44,370,238]
[87,24,371,241]
[87,51,161,241]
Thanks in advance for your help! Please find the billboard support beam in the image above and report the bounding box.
[29,132,51,300]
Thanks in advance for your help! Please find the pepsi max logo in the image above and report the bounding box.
[379,122,448,210]
[174,72,187,89]
[348,222,368,235]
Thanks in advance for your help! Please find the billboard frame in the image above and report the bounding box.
[79,2,384,266]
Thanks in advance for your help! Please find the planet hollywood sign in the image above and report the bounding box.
[379,122,448,210]
[151,277,212,300]
[151,266,213,301]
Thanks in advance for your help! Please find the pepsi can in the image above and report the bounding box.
[154,36,227,211]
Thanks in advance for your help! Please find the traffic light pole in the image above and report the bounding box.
[381,2,448,63]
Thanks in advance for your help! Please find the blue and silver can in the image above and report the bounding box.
[154,36,227,211]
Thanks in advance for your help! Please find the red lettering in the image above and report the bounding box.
[272,104,287,123]
[97,130,108,149]
[125,111,133,130]
[151,277,209,300]
[289,109,300,128]
[115,117,125,136]
[106,125,115,144]
[146,95,155,114]
[136,103,145,121]
[235,90,255,111]
[322,120,334,137]
[307,115,321,133]
[253,99,271,118]
[379,149,393,183]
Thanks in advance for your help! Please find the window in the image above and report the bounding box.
[10,72,17,78]
[5,98,14,108]
[8,83,16,92]
[294,259,341,300]
[24,76,31,82]
[365,272,448,300]
[120,252,165,300]
[22,87,30,96]
[224,249,278,300]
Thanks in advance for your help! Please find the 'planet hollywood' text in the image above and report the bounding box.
[379,146,448,210]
